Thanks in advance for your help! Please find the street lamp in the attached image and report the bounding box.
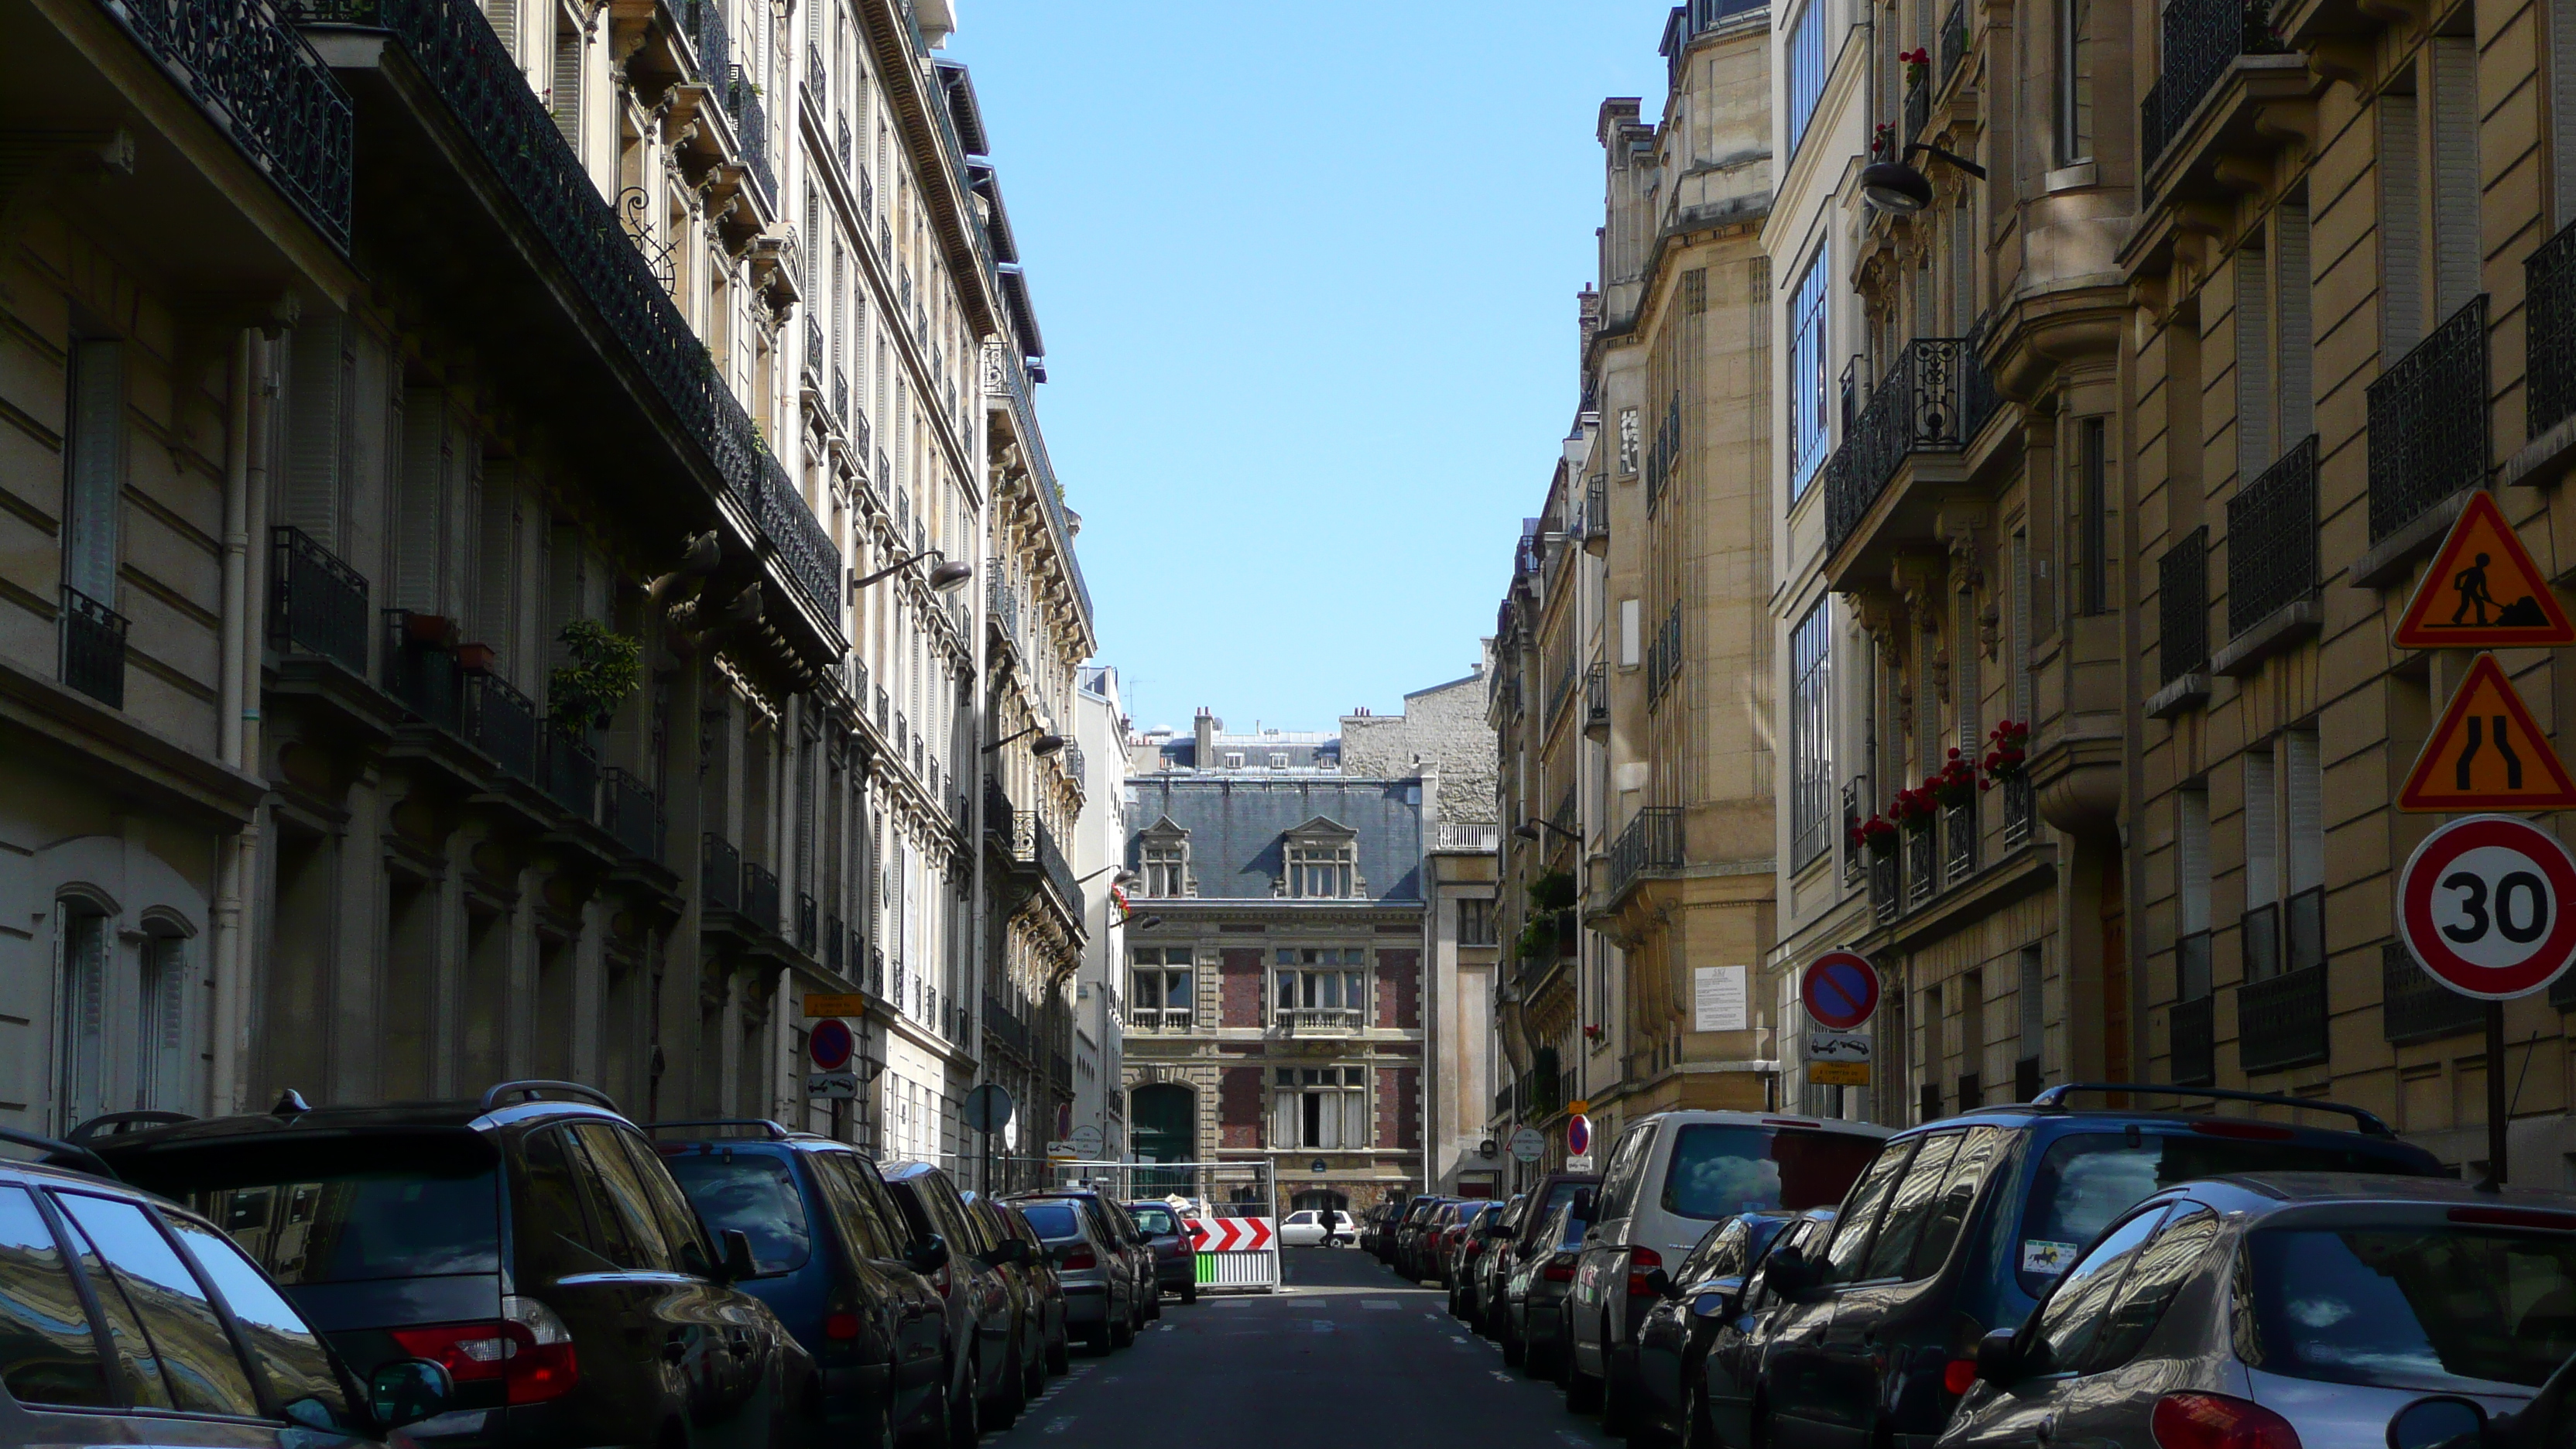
[1513,818,1583,845]
[850,550,973,599]
[1859,144,1989,214]
[1074,867,1137,888]
[984,724,1067,756]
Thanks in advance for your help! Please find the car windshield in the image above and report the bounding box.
[1661,1126,1884,1220]
[1128,1205,1178,1235]
[662,1150,812,1274]
[1523,1182,1590,1245]
[1018,1202,1081,1239]
[2248,1224,2576,1392]
[2019,1132,2425,1297]
[137,1136,501,1284]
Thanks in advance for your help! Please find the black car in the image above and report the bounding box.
[1012,1191,1152,1335]
[86,1083,813,1449]
[1626,1210,1800,1444]
[1489,1172,1600,1355]
[0,1125,458,1449]
[1742,1086,2446,1449]
[1122,1201,1197,1304]
[880,1163,1022,1439]
[650,1122,954,1449]
[959,1192,1060,1399]
[1006,1194,1135,1352]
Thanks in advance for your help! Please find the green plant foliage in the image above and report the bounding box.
[548,619,642,730]
[1528,869,1577,912]
[1516,916,1559,963]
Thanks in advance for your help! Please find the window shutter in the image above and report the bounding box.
[2432,37,2482,316]
[486,0,519,68]
[2243,749,2279,906]
[478,466,518,680]
[1343,1084,1369,1148]
[283,319,346,549]
[2554,0,2576,225]
[395,389,449,614]
[2178,789,2211,933]
[2285,730,2324,893]
[2234,248,2273,478]
[453,439,481,632]
[2274,203,2314,445]
[62,341,125,605]
[2379,92,2424,355]
[552,26,582,149]
[546,522,581,679]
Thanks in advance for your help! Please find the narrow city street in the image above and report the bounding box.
[992,1249,1622,1449]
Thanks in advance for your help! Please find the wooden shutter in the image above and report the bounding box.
[395,389,449,613]
[2432,36,2482,316]
[453,435,481,632]
[283,318,346,548]
[2243,748,2279,906]
[61,340,125,604]
[2274,202,2314,445]
[486,0,519,69]
[552,25,582,149]
[2379,91,2424,355]
[2178,789,2211,934]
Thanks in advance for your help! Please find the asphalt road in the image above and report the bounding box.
[990,1248,1623,1449]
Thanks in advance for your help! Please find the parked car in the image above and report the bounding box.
[1486,1172,1600,1347]
[992,1202,1072,1372]
[1443,1202,1503,1300]
[1389,1196,1452,1279]
[1506,1190,1595,1377]
[0,1125,460,1449]
[959,1193,1058,1402]
[1404,1199,1468,1283]
[1684,1208,1836,1449]
[1094,1195,1160,1324]
[1122,1200,1198,1303]
[1362,1199,1408,1259]
[1625,1208,1801,1444]
[1453,1194,1525,1324]
[1951,1172,2576,1449]
[1739,1087,2445,1449]
[881,1163,1023,1437]
[1007,1194,1136,1351]
[87,1084,816,1449]
[651,1120,956,1448]
[1566,1109,1893,1432]
[1283,1208,1356,1247]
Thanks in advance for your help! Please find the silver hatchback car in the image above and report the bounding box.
[1947,1172,2576,1449]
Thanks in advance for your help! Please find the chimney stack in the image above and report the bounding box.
[1194,707,1217,769]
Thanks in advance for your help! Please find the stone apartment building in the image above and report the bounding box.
[1487,0,1782,1189]
[0,0,1096,1161]
[1118,677,1495,1208]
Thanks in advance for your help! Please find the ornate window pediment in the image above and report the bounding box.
[1136,816,1194,899]
[1279,816,1362,899]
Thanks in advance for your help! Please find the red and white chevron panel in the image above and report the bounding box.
[1188,1216,1275,1252]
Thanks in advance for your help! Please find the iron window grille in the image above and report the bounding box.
[2225,433,2318,638]
[544,721,597,820]
[2240,962,2329,1074]
[2158,526,2209,683]
[2139,0,2284,173]
[2382,940,2481,1044]
[269,526,370,673]
[2366,294,2489,543]
[1825,337,1997,556]
[463,670,538,781]
[57,586,127,710]
[2530,220,2576,437]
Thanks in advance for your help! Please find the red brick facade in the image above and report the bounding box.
[1375,948,1420,1029]
[1218,1066,1265,1148]
[1375,1065,1419,1150]
[1219,948,1265,1029]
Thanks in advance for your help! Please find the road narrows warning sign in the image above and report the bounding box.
[2397,653,2576,811]
[2393,492,2576,649]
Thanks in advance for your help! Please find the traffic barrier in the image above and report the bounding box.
[1049,1157,1279,1293]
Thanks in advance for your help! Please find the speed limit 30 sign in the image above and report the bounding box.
[2399,814,2576,1000]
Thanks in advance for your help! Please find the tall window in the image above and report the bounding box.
[2055,0,2094,163]
[2430,36,2482,319]
[1458,897,1496,947]
[1789,601,1834,868]
[54,900,108,1135]
[2074,416,2108,615]
[1788,246,1831,493]
[1276,948,1368,1019]
[61,339,123,611]
[1786,0,1828,158]
[1130,947,1193,1030]
[1618,407,1640,474]
[1140,837,1189,897]
[1286,839,1355,898]
[1273,1067,1369,1149]
[2177,786,2211,999]
[2242,747,2279,979]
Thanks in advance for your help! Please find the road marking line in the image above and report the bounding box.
[1043,1416,1074,1435]
[1558,1434,1591,1447]
[1363,1299,1399,1310]
[1492,1370,1516,1382]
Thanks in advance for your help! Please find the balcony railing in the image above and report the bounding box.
[796,891,817,953]
[2000,772,2035,846]
[1283,1008,1364,1036]
[1905,76,1929,141]
[758,452,839,613]
[742,861,780,933]
[2365,294,2489,543]
[2139,0,2283,173]
[544,721,596,820]
[1941,1,1968,84]
[2170,995,2215,1085]
[824,913,844,975]
[2530,219,2576,437]
[1584,662,1608,732]
[1869,850,1899,923]
[1904,822,1937,906]
[269,526,369,673]
[2382,940,2481,1044]
[58,586,127,709]
[382,611,458,730]
[1943,798,1976,882]
[2227,434,2318,637]
[1646,601,1683,707]
[601,766,659,861]
[1548,653,1577,731]
[725,65,773,206]
[1608,807,1684,900]
[1128,1006,1194,1033]
[1824,337,1997,556]
[831,365,847,425]
[2240,961,2329,1074]
[462,670,536,780]
[701,832,741,912]
[108,0,354,248]
[2158,526,2208,683]
[866,943,884,995]
[1841,779,1865,886]
[805,43,824,106]
[1584,474,1607,546]
[984,992,1032,1057]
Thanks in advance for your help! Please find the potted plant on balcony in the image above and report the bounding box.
[1516,916,1559,964]
[1872,121,1896,159]
[1851,812,1899,858]
[1529,869,1577,913]
[1979,718,2030,787]
[1928,748,1978,809]
[1899,46,1930,87]
[548,618,643,732]
[1889,784,1938,833]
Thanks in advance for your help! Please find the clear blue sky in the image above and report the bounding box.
[951,2,1673,734]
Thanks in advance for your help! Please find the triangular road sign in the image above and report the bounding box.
[2393,491,2576,648]
[2398,652,2576,811]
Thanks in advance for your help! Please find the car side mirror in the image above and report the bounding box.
[908,1232,951,1276]
[368,1358,453,1429]
[1764,1245,1818,1302]
[1643,1267,1676,1300]
[1689,1283,1742,1320]
[719,1228,757,1283]
[2389,1396,2489,1449]
[1975,1327,2025,1387]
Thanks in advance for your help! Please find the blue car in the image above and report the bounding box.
[1728,1085,2446,1449]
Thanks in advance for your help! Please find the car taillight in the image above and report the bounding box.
[1061,1249,1097,1270]
[2152,1393,2303,1449]
[824,1312,862,1340]
[390,1297,578,1406]
[1942,1358,1978,1396]
[1625,1246,1664,1297]
[1543,1262,1575,1283]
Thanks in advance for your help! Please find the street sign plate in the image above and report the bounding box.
[1809,1061,1872,1087]
[964,1081,1015,1134]
[2392,492,2576,648]
[803,992,868,1018]
[1067,1124,1104,1155]
[807,1018,855,1070]
[2397,653,2576,811]
[1564,1154,1595,1172]
[806,1070,858,1100]
[1807,1032,1871,1062]
[1567,1113,1592,1157]
[2397,814,2576,1000]
[1801,951,1880,1031]
[1509,1126,1545,1163]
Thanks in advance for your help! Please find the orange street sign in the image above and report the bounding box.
[2397,653,2576,811]
[803,992,868,1017]
[2393,492,2576,649]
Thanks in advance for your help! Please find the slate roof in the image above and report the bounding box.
[1125,776,1424,903]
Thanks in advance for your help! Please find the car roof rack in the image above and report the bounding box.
[65,1111,196,1145]
[0,1126,119,1181]
[478,1080,622,1114]
[1961,1082,2396,1139]
[641,1119,790,1139]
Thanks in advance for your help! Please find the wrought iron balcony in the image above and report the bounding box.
[382,611,458,730]
[543,721,597,820]
[58,586,127,709]
[1584,474,1608,553]
[2382,940,2480,1044]
[824,913,843,975]
[1869,850,1899,923]
[1283,1007,1364,1037]
[726,66,772,206]
[742,861,780,933]
[1941,1,1967,84]
[759,452,838,613]
[600,766,659,861]
[1824,337,1997,557]
[701,832,741,912]
[2365,294,2489,543]
[1943,798,1976,882]
[795,891,817,953]
[866,943,884,995]
[2226,435,2317,638]
[2158,526,2208,683]
[1584,662,1608,735]
[1905,76,1929,141]
[1905,821,1937,906]
[269,526,369,673]
[2531,219,2576,438]
[831,365,847,425]
[1841,779,1865,886]
[806,43,824,107]
[2240,961,2328,1074]
[462,670,536,780]
[2001,773,2034,846]
[803,315,822,382]
[2139,0,2283,173]
[1608,806,1685,901]
[684,0,727,86]
[107,0,354,249]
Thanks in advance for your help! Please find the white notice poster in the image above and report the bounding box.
[1693,964,1749,1032]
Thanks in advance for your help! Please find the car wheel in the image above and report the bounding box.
[952,1354,985,1449]
[1502,1310,1526,1367]
[985,1342,1021,1432]
[1023,1331,1046,1399]
[1046,1324,1071,1375]
[1181,1279,1197,1305]
[909,1363,951,1449]
[1146,1287,1163,1321]
[1566,1334,1605,1413]
[1599,1341,1636,1436]
[1108,1310,1135,1349]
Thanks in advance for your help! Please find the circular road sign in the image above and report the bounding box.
[1509,1126,1546,1163]
[964,1082,1016,1135]
[1802,951,1881,1032]
[807,1018,855,1070]
[1567,1114,1592,1157]
[2400,814,2576,1001]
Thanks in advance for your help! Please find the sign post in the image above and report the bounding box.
[1800,951,1880,1091]
[964,1082,1015,1197]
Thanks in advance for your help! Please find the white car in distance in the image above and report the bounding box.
[1279,1209,1351,1247]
